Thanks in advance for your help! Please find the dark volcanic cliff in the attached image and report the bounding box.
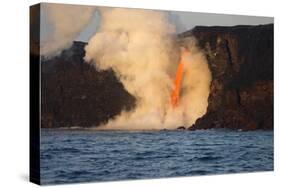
[40,24,273,130]
[185,24,273,130]
[41,42,135,128]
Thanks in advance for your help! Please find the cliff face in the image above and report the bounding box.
[41,42,135,128]
[41,24,273,130]
[185,24,273,130]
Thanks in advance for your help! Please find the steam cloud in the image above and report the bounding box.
[41,3,95,56]
[84,8,212,130]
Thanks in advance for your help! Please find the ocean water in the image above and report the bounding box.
[40,129,273,184]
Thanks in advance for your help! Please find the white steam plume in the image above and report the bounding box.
[84,8,211,130]
[40,3,95,56]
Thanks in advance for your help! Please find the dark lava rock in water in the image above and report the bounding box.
[184,24,273,131]
[177,126,186,130]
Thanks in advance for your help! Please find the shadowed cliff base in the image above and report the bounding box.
[40,24,273,130]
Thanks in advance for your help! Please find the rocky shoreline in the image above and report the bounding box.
[40,24,273,130]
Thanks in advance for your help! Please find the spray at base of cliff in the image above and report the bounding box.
[84,8,212,130]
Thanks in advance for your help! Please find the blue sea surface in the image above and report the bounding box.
[40,129,273,184]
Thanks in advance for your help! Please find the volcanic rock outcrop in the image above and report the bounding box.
[41,42,135,128]
[185,24,273,131]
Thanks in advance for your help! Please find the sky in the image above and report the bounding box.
[75,7,273,42]
[41,4,273,43]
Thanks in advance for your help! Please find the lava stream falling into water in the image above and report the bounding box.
[170,49,189,108]
[84,8,212,130]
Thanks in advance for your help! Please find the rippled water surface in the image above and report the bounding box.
[40,129,273,184]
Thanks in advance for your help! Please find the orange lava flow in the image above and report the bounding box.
[170,49,188,108]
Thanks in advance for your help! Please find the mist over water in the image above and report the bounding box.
[84,8,212,130]
[39,5,212,130]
